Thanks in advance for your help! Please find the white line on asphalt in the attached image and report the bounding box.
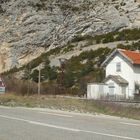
[0,114,139,140]
[39,112,73,118]
[29,121,79,132]
[120,122,140,127]
[80,130,140,140]
[0,114,78,132]
[0,114,29,122]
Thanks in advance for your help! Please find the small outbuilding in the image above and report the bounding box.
[87,83,108,100]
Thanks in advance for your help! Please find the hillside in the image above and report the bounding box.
[3,37,140,95]
[0,0,140,73]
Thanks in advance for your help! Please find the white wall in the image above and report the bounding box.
[87,81,128,100]
[133,65,140,84]
[87,84,98,99]
[105,79,128,99]
[87,84,108,99]
[105,79,120,95]
[106,54,134,98]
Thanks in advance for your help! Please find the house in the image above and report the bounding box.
[87,49,140,100]
[0,77,5,94]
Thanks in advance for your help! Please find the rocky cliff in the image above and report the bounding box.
[0,0,140,73]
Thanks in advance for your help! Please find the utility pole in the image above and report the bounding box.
[38,64,41,96]
[57,58,68,94]
[27,54,31,96]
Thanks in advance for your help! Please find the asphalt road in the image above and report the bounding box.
[0,106,140,140]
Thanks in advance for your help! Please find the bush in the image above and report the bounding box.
[4,76,38,96]
[117,41,140,50]
[62,44,75,53]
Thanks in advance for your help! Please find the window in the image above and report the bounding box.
[121,86,126,94]
[116,62,121,72]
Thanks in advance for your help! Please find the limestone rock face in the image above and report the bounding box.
[0,0,140,72]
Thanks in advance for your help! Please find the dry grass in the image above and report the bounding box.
[0,94,140,120]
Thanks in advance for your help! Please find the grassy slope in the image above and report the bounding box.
[0,94,140,120]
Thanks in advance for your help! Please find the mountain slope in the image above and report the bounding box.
[0,0,140,73]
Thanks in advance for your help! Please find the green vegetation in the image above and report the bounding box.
[71,28,140,45]
[62,44,75,53]
[2,28,140,96]
[32,47,109,92]
[4,41,140,97]
[60,4,80,12]
[59,2,92,12]
[71,35,93,43]
[30,58,57,82]
[53,47,111,92]
[3,28,140,76]
[1,27,140,119]
[0,94,140,120]
[2,47,110,96]
[117,41,140,50]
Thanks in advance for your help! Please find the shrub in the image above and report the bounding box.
[3,76,38,95]
[62,44,75,53]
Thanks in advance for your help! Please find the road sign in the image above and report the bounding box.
[0,87,5,94]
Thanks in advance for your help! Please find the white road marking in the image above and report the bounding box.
[0,114,139,140]
[120,122,140,127]
[39,112,73,118]
[0,114,78,132]
[80,130,140,140]
[0,114,29,122]
[29,121,79,132]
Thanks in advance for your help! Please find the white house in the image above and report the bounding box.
[87,49,140,100]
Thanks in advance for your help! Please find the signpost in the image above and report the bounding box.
[0,87,5,94]
[0,78,5,94]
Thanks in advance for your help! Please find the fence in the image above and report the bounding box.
[100,94,127,101]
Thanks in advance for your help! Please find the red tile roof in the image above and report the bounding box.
[119,49,140,64]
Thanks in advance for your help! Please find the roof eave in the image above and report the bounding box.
[118,50,134,64]
[101,49,118,67]
[133,63,140,66]
[104,75,128,85]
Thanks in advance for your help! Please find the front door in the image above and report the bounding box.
[108,82,115,100]
[109,82,115,95]
[121,86,127,99]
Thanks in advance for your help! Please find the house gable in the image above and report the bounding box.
[102,49,140,67]
[105,52,134,78]
[104,75,128,86]
[102,49,130,67]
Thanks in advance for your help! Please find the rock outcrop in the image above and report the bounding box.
[0,0,140,72]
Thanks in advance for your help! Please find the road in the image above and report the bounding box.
[0,106,140,140]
